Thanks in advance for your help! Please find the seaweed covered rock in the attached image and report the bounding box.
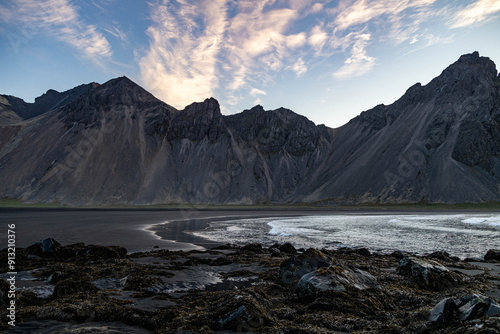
[457,294,500,321]
[53,279,98,298]
[429,294,500,323]
[0,279,9,308]
[26,238,61,257]
[427,250,459,262]
[241,243,264,254]
[57,244,127,260]
[120,274,161,292]
[277,248,331,285]
[212,291,273,332]
[484,249,500,262]
[396,256,461,290]
[25,238,127,261]
[297,264,379,299]
[428,297,460,323]
[278,243,297,255]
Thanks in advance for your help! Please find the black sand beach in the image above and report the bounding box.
[3,208,499,253]
[0,208,328,252]
[1,208,500,333]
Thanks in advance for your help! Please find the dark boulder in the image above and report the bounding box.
[278,243,297,255]
[297,264,379,299]
[429,294,500,323]
[270,248,281,257]
[241,243,264,254]
[396,256,461,290]
[213,291,272,332]
[26,238,61,257]
[277,248,331,285]
[428,297,459,323]
[427,251,459,262]
[484,249,500,262]
[457,294,500,321]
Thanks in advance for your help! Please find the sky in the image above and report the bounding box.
[0,0,499,128]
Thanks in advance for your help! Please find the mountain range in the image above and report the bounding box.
[1,51,499,205]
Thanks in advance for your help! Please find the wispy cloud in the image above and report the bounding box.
[103,24,128,44]
[139,0,322,109]
[139,0,226,109]
[137,0,496,109]
[333,33,375,80]
[288,58,308,76]
[449,0,500,28]
[250,88,267,97]
[1,0,112,63]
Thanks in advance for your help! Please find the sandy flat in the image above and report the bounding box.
[0,208,329,253]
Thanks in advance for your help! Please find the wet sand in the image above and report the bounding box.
[2,208,500,254]
[0,208,335,252]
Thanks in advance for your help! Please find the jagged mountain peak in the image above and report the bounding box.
[347,52,500,133]
[1,52,500,205]
[183,97,221,116]
[94,76,155,100]
[430,51,498,89]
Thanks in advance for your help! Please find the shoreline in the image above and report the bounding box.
[2,208,500,255]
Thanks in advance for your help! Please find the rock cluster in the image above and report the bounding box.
[1,239,499,333]
[429,294,500,323]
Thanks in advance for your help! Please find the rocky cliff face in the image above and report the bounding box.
[297,52,500,204]
[0,52,499,205]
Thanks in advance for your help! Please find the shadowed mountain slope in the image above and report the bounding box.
[0,52,499,205]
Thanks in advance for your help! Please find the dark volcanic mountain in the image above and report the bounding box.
[1,52,499,205]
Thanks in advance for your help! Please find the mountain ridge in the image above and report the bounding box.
[1,52,499,205]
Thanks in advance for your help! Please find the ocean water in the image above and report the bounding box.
[190,214,500,259]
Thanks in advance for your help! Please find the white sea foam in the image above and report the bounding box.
[462,216,500,227]
[268,220,323,236]
[192,214,500,259]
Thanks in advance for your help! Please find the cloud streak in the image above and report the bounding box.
[138,0,226,109]
[450,0,500,28]
[137,0,496,111]
[1,0,112,63]
[333,33,375,80]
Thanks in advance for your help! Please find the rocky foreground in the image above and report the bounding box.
[1,239,500,333]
